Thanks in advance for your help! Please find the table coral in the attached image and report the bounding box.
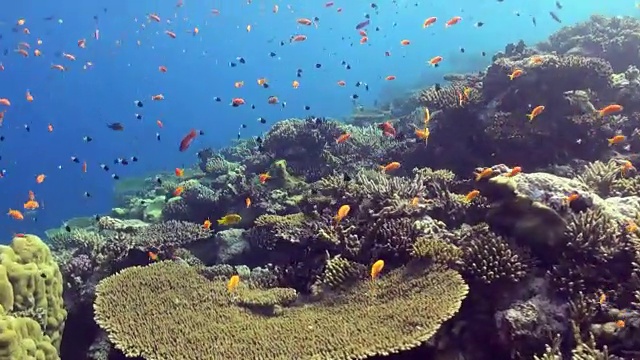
[94,261,468,360]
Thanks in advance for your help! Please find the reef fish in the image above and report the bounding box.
[371,259,384,280]
[598,104,623,117]
[334,204,350,226]
[379,161,401,173]
[218,214,242,226]
[179,129,197,152]
[526,105,545,121]
[355,19,369,30]
[228,275,240,293]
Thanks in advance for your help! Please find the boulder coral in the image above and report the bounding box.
[0,234,66,358]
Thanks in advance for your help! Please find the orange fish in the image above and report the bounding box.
[234,81,244,88]
[464,190,480,202]
[259,173,271,184]
[445,16,462,27]
[385,75,396,81]
[148,251,158,261]
[23,200,39,210]
[156,120,163,128]
[51,64,66,71]
[626,219,638,233]
[527,105,545,121]
[62,53,76,61]
[231,98,246,107]
[616,320,625,328]
[245,197,251,208]
[175,168,184,177]
[336,133,351,143]
[0,98,10,107]
[267,96,279,104]
[423,16,437,28]
[411,197,420,206]
[337,80,346,86]
[400,39,410,46]
[598,104,623,117]
[475,168,493,181]
[414,127,430,143]
[334,204,351,226]
[173,186,184,196]
[290,34,307,42]
[47,123,53,132]
[203,218,212,229]
[36,174,45,183]
[33,49,41,57]
[25,90,34,102]
[428,56,443,67]
[621,160,635,176]
[530,56,544,65]
[7,209,24,220]
[379,161,401,173]
[292,80,299,89]
[151,94,164,101]
[148,13,161,22]
[82,161,87,173]
[370,259,384,280]
[165,30,177,38]
[15,49,28,57]
[78,39,86,48]
[360,36,368,44]
[257,78,268,86]
[565,191,580,205]
[158,65,167,72]
[228,274,240,293]
[509,69,523,80]
[507,166,522,177]
[608,135,626,146]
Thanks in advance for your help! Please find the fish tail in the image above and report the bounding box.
[526,113,534,122]
[608,139,614,146]
[508,74,514,80]
[378,166,386,173]
[217,219,225,225]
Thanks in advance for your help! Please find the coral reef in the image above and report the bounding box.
[94,261,468,359]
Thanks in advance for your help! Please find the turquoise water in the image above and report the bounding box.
[0,0,635,238]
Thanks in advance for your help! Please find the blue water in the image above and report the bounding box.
[0,0,634,239]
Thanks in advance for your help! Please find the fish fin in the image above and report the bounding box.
[217,219,225,225]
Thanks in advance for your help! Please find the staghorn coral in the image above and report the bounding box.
[548,209,637,298]
[455,223,529,285]
[416,83,480,110]
[94,261,468,360]
[135,220,213,249]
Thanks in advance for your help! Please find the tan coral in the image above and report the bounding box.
[95,261,468,360]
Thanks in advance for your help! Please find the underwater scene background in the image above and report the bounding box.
[2,0,640,359]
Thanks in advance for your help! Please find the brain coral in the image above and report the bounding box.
[94,261,468,360]
[0,234,66,356]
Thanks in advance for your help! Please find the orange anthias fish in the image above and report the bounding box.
[464,190,480,203]
[608,135,626,146]
[445,16,462,27]
[371,259,384,280]
[36,174,45,183]
[527,105,545,121]
[228,274,240,293]
[245,197,251,208]
[148,251,158,261]
[598,104,623,117]
[259,173,271,184]
[506,166,522,177]
[336,133,351,143]
[423,16,437,28]
[509,69,523,80]
[334,204,350,226]
[377,121,396,137]
[7,209,24,220]
[379,162,401,173]
[475,167,493,181]
[621,160,635,176]
[173,186,184,196]
[564,191,580,205]
[203,218,212,229]
[175,168,185,177]
[24,199,39,210]
[414,127,430,144]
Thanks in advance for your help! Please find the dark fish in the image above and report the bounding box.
[343,173,352,182]
[106,122,124,131]
[65,225,71,232]
[532,17,537,26]
[43,15,55,21]
[549,11,562,23]
[555,1,563,9]
[355,19,370,30]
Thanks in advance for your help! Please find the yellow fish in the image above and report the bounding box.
[218,214,242,226]
[228,275,240,293]
[371,259,384,280]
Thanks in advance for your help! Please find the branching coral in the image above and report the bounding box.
[577,160,621,197]
[538,15,640,72]
[311,255,366,294]
[454,223,530,285]
[548,209,637,298]
[94,261,468,360]
[249,213,311,250]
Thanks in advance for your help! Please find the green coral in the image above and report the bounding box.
[311,255,366,294]
[412,237,462,268]
[250,213,310,250]
[0,305,59,360]
[0,235,66,356]
[94,261,468,360]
